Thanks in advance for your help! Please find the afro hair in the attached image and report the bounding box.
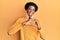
[25,2,38,12]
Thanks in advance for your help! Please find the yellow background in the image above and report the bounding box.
[0,0,60,40]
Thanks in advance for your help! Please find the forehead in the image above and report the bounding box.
[28,6,35,9]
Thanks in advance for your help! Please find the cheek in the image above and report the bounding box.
[27,10,31,13]
[30,10,34,13]
[27,9,35,14]
[30,11,35,15]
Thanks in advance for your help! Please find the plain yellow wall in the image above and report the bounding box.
[0,0,60,40]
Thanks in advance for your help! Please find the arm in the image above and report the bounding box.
[38,30,45,40]
[8,18,23,35]
[34,19,41,30]
[34,19,45,40]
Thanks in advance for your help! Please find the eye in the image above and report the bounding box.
[33,9,35,11]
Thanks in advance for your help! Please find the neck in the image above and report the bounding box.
[26,13,34,20]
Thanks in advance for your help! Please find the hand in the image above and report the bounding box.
[21,18,32,26]
[34,19,41,30]
[42,38,45,40]
[7,32,10,35]
[7,32,11,36]
[37,26,41,30]
[21,22,26,26]
[21,20,30,26]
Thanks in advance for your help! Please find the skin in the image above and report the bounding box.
[26,6,41,29]
[22,5,45,40]
[22,6,41,29]
[26,6,35,17]
[8,5,45,40]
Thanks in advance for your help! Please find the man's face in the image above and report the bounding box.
[27,6,35,16]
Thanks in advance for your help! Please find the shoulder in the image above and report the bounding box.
[16,17,26,23]
[17,17,26,21]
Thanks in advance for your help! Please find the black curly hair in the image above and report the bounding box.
[25,2,38,12]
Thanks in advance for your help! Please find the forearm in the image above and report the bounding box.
[8,24,23,35]
[38,30,45,40]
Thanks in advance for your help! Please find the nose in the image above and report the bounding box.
[30,10,33,13]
